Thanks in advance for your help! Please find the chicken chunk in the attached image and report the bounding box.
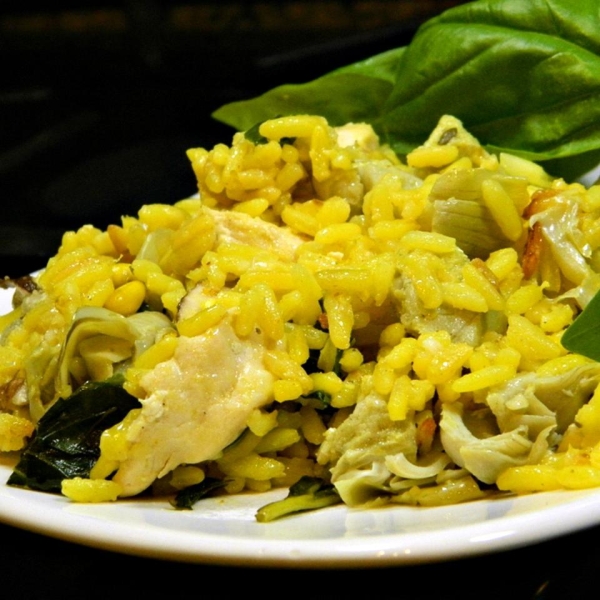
[334,122,380,151]
[111,322,274,496]
[207,207,305,262]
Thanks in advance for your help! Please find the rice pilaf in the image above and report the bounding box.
[2,114,600,512]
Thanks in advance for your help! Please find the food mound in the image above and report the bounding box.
[2,114,600,519]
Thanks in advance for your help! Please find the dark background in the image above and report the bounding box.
[0,0,464,276]
[2,2,597,598]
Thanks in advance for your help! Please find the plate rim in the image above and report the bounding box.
[2,460,600,567]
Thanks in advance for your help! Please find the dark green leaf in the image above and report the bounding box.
[287,476,330,496]
[243,121,269,145]
[212,50,399,137]
[171,477,227,510]
[331,346,344,377]
[304,389,332,407]
[561,290,600,361]
[7,378,140,493]
[243,119,296,146]
[255,476,340,522]
[213,0,600,178]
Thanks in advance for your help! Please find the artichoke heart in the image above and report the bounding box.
[56,306,174,403]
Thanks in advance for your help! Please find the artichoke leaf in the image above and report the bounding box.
[487,365,600,435]
[531,196,593,286]
[333,461,393,507]
[317,386,419,505]
[440,401,537,484]
[317,388,418,481]
[385,451,451,481]
[55,306,174,406]
[429,167,530,212]
[431,198,507,259]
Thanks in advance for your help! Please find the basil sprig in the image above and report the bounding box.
[561,292,600,361]
[213,0,600,179]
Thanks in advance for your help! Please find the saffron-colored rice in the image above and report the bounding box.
[2,113,600,511]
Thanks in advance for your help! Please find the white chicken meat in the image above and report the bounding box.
[112,322,274,496]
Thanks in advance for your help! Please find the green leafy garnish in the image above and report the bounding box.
[243,121,269,145]
[561,291,600,361]
[7,378,140,493]
[255,476,341,522]
[304,389,332,407]
[244,119,296,146]
[171,477,227,510]
[213,0,600,178]
[214,48,399,145]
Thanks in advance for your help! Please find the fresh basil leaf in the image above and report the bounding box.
[561,290,600,361]
[212,49,400,136]
[389,0,600,163]
[543,148,600,184]
[7,378,140,493]
[171,477,226,510]
[255,476,340,522]
[213,0,600,177]
[243,121,269,144]
[243,120,297,146]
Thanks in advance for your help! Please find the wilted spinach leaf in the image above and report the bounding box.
[255,476,340,522]
[8,378,140,493]
[171,477,227,510]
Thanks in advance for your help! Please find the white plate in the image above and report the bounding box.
[2,285,600,567]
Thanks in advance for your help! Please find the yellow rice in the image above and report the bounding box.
[2,113,600,509]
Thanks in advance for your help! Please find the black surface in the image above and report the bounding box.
[0,515,597,600]
[0,0,433,273]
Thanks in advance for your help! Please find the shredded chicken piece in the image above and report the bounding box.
[112,322,274,496]
[207,207,306,262]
